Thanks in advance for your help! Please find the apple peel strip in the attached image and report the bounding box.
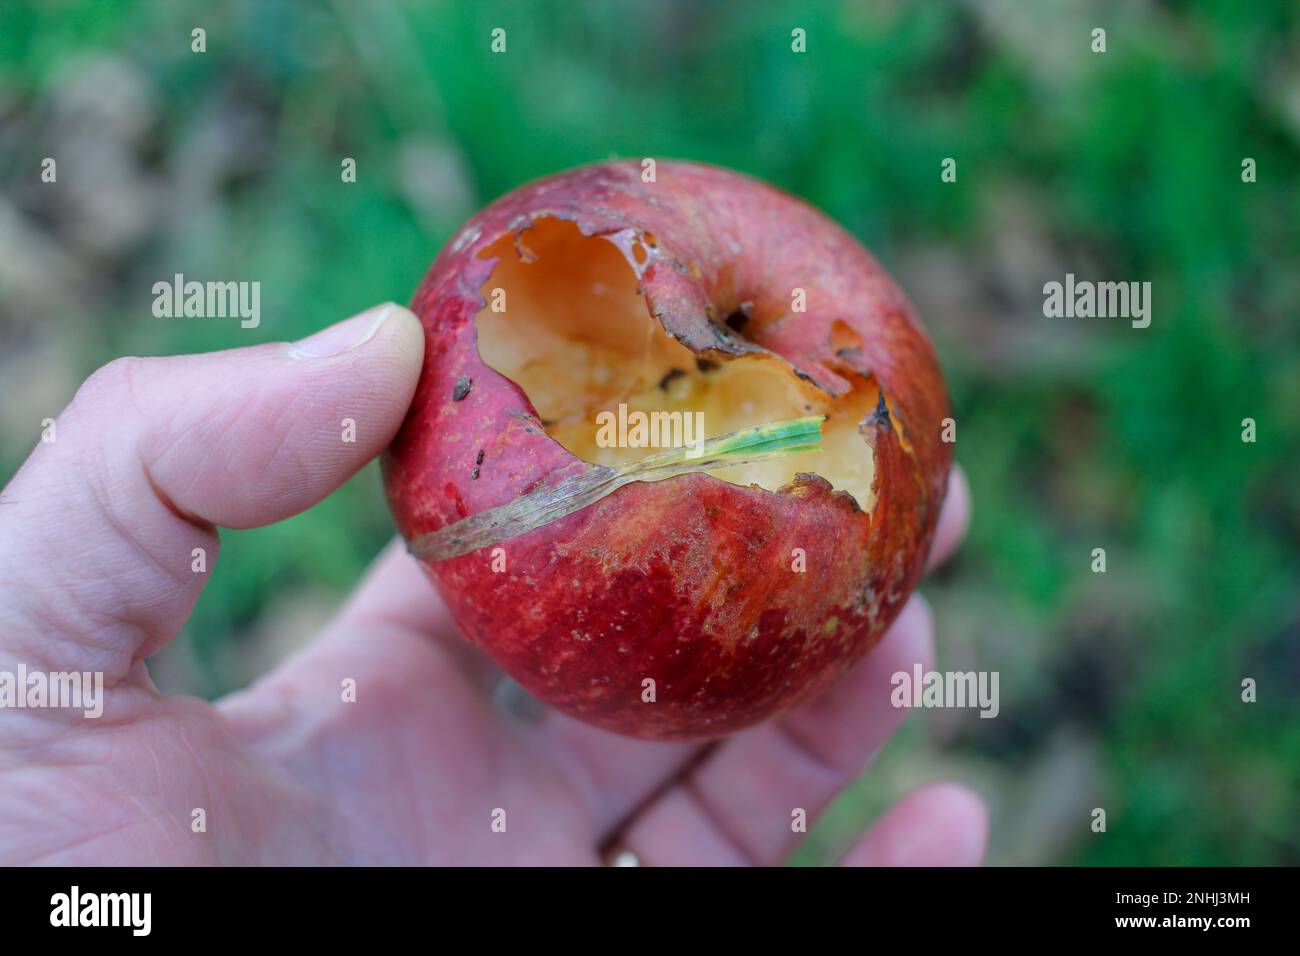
[406,416,825,562]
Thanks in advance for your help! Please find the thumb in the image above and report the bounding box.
[0,302,424,684]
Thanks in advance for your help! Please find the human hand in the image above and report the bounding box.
[0,302,985,865]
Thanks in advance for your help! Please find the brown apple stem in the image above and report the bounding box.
[406,415,825,562]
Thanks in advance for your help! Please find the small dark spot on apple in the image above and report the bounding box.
[476,449,486,465]
[871,391,891,427]
[724,309,750,332]
[658,367,687,390]
[695,358,720,373]
[452,376,473,401]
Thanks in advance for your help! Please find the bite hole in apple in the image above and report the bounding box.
[473,217,879,511]
[829,318,864,357]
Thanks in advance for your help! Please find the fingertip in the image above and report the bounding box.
[355,303,425,417]
[288,302,421,360]
[284,303,425,406]
[145,302,426,528]
[369,303,425,379]
[843,780,989,867]
[898,590,933,643]
[874,592,935,679]
[917,781,988,865]
[925,464,970,574]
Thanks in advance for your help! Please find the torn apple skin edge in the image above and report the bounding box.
[382,160,951,741]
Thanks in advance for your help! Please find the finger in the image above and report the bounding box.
[0,303,423,683]
[839,782,988,866]
[925,464,970,574]
[610,594,934,865]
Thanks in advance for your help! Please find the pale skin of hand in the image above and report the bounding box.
[0,303,987,866]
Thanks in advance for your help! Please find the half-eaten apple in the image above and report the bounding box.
[383,160,951,740]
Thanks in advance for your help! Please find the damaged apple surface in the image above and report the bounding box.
[383,161,951,740]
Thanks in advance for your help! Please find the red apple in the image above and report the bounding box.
[383,161,951,740]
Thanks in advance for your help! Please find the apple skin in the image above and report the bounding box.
[383,161,951,740]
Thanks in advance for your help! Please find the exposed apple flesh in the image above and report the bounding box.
[475,218,879,510]
[383,161,951,740]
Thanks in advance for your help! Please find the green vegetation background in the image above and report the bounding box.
[1,1,1296,865]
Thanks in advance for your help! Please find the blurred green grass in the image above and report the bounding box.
[1,0,1297,865]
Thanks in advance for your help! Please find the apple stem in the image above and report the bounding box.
[406,416,825,562]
